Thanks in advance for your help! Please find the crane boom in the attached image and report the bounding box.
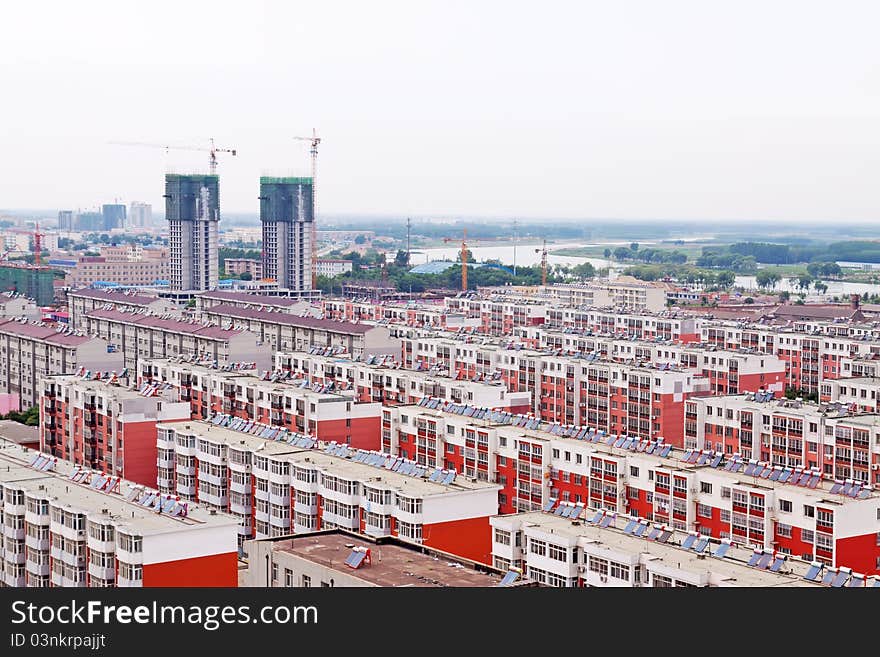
[109,138,236,175]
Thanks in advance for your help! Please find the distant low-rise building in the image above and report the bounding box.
[224,258,263,279]
[316,259,353,278]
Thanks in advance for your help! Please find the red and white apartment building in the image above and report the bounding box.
[155,419,501,563]
[0,439,238,587]
[39,374,190,488]
[489,511,859,587]
[382,400,880,575]
[274,350,531,412]
[138,358,383,451]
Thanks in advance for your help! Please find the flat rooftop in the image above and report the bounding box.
[260,531,503,587]
[0,420,38,445]
[509,511,821,587]
[158,420,499,495]
[0,440,237,534]
[403,402,879,501]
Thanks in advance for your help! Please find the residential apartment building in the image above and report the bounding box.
[381,399,880,574]
[224,258,263,279]
[0,439,238,587]
[316,259,353,278]
[489,511,859,587]
[138,358,382,449]
[79,308,272,373]
[68,288,179,329]
[260,176,314,292]
[65,248,169,289]
[155,419,501,563]
[196,290,317,315]
[200,304,400,358]
[0,320,120,408]
[275,350,531,411]
[40,375,190,488]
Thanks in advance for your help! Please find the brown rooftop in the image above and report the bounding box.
[207,304,374,334]
[197,290,307,307]
[69,288,160,305]
[268,531,504,587]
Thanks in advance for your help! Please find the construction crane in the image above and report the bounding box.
[535,239,548,286]
[443,228,475,291]
[292,129,321,289]
[109,138,237,175]
[33,223,43,266]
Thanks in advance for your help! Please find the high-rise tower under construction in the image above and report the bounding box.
[165,174,220,292]
[260,176,313,292]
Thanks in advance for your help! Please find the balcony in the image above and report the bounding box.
[25,535,49,551]
[26,560,50,577]
[88,563,115,581]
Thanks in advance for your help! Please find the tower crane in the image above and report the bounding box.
[292,129,321,289]
[443,228,477,292]
[33,223,44,266]
[109,138,237,175]
[535,239,548,286]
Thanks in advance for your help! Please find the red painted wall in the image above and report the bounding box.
[120,420,161,488]
[142,551,239,587]
[835,533,880,576]
[422,515,492,565]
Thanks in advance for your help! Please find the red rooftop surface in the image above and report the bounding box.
[0,319,91,345]
[70,288,160,305]
[207,304,374,334]
[84,308,243,338]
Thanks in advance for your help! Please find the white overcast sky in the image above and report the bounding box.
[2,0,880,221]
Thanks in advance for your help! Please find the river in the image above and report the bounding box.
[411,241,624,270]
[734,276,880,297]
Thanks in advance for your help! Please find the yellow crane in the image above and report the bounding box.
[535,239,548,286]
[443,228,476,292]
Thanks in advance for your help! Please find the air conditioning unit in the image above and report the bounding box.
[599,575,608,583]
[871,464,879,471]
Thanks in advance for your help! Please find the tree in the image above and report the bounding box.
[814,281,828,294]
[354,235,367,245]
[239,272,253,281]
[603,248,612,259]
[613,247,631,261]
[394,249,409,267]
[571,262,595,280]
[778,290,791,302]
[744,297,755,304]
[630,242,639,252]
[755,269,781,290]
[715,270,735,288]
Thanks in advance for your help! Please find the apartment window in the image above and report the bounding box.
[803,505,815,519]
[652,574,673,588]
[801,529,815,544]
[588,556,608,575]
[548,544,568,562]
[529,539,547,557]
[815,533,833,551]
[816,510,833,528]
[699,482,712,494]
[284,568,294,586]
[494,529,511,546]
[630,466,639,477]
[778,499,792,513]
[301,575,311,588]
[609,562,629,580]
[697,504,712,518]
[777,523,792,538]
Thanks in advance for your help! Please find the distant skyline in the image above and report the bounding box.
[3,1,880,222]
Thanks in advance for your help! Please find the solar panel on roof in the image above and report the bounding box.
[659,445,672,458]
[848,575,864,588]
[829,481,844,494]
[161,498,176,513]
[777,469,792,483]
[345,550,368,569]
[636,441,647,452]
[687,451,700,463]
[807,475,820,489]
[694,538,710,553]
[760,466,775,479]
[142,492,156,506]
[643,525,659,540]
[613,437,625,448]
[804,563,822,581]
[697,453,710,465]
[797,472,811,486]
[743,462,758,476]
[709,455,723,468]
[747,551,763,567]
[558,505,572,517]
[756,552,773,569]
[598,514,613,528]
[429,470,443,483]
[588,511,603,524]
[498,570,520,587]
[820,569,836,585]
[91,476,107,489]
[28,454,40,466]
[831,570,849,587]
[857,488,871,499]
[683,449,693,462]
[442,471,456,485]
[681,534,697,550]
[124,488,140,501]
[645,443,656,455]
[657,530,672,543]
[713,542,731,559]
[41,459,55,472]
[542,499,556,513]
[391,459,403,472]
[570,506,584,520]
[769,556,786,572]
[623,520,638,534]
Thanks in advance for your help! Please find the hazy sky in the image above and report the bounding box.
[2,1,880,221]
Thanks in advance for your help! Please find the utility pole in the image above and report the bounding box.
[512,218,518,277]
[406,217,411,266]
